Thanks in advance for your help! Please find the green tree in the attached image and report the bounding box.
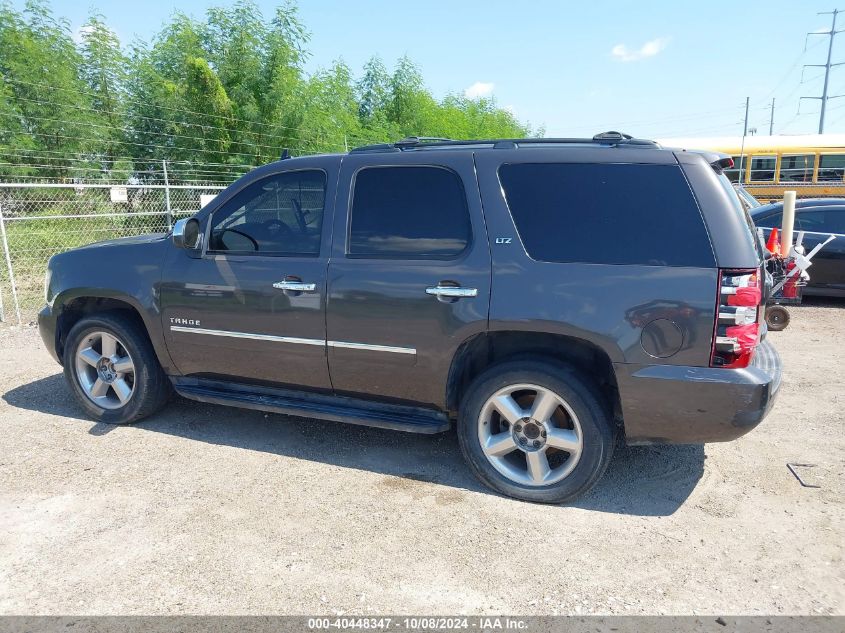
[0,0,100,180]
[0,0,534,185]
[80,14,128,171]
[184,56,234,165]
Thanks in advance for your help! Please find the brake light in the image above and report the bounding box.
[711,269,761,368]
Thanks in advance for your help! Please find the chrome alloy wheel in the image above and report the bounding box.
[74,331,136,410]
[477,383,583,486]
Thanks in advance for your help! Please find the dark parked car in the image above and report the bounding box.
[38,133,781,503]
[752,202,845,297]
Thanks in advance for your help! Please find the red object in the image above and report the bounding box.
[728,287,762,306]
[783,261,799,299]
[711,269,762,369]
[726,323,759,352]
[765,227,781,254]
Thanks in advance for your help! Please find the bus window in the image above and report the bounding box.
[779,154,815,182]
[725,156,746,182]
[750,155,777,182]
[818,154,845,182]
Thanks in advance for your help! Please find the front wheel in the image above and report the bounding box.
[64,313,172,424]
[457,361,615,504]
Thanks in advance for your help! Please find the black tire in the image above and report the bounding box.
[63,312,172,424]
[766,305,790,332]
[457,360,615,504]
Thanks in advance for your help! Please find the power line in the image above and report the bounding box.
[5,92,324,143]
[5,128,342,161]
[0,147,261,169]
[0,110,294,156]
[801,8,845,133]
[3,77,325,136]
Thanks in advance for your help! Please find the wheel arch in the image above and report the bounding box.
[446,331,622,430]
[53,290,170,370]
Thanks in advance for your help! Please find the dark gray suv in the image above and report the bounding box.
[38,133,782,503]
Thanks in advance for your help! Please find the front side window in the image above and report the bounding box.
[209,170,326,255]
[749,155,777,182]
[818,154,845,182]
[779,154,815,182]
[348,166,471,258]
[499,162,714,267]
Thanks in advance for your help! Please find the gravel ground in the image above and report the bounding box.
[0,300,843,615]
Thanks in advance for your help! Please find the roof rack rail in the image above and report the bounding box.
[350,132,658,153]
[395,136,452,147]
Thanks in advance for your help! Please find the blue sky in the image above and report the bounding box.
[16,0,845,138]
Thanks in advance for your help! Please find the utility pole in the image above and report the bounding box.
[738,97,750,184]
[802,9,845,134]
[769,98,776,135]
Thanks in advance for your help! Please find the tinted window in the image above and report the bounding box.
[349,166,470,258]
[499,163,714,267]
[798,209,845,234]
[818,154,845,182]
[210,170,326,255]
[750,155,777,182]
[753,212,781,228]
[779,154,815,182]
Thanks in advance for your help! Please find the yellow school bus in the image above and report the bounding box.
[657,134,845,200]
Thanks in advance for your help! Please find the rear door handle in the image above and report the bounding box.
[425,285,478,298]
[273,280,317,292]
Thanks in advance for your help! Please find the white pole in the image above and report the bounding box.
[0,273,5,323]
[0,203,22,325]
[738,97,750,184]
[162,160,173,230]
[781,191,797,257]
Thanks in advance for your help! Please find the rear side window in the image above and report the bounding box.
[779,154,815,182]
[750,155,777,182]
[498,163,714,267]
[818,154,845,182]
[798,209,845,234]
[349,166,471,258]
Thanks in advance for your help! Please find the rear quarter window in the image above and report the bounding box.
[498,162,715,267]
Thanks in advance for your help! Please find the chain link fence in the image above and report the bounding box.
[0,182,225,325]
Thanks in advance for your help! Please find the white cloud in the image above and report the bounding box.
[464,81,495,99]
[611,37,669,62]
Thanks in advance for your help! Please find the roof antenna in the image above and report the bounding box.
[280,148,290,160]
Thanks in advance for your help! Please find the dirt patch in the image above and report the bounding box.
[0,300,843,615]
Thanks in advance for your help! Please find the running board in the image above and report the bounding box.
[172,378,450,434]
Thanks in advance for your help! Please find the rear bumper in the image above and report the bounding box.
[616,339,782,444]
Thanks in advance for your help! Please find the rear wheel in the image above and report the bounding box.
[457,360,615,504]
[64,313,172,424]
[766,305,790,331]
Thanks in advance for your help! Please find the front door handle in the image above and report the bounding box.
[425,285,478,298]
[273,280,317,292]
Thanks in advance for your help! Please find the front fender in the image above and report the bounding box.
[45,236,177,374]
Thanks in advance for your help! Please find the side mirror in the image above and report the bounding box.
[173,218,202,250]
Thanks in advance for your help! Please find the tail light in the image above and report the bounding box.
[711,269,762,368]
